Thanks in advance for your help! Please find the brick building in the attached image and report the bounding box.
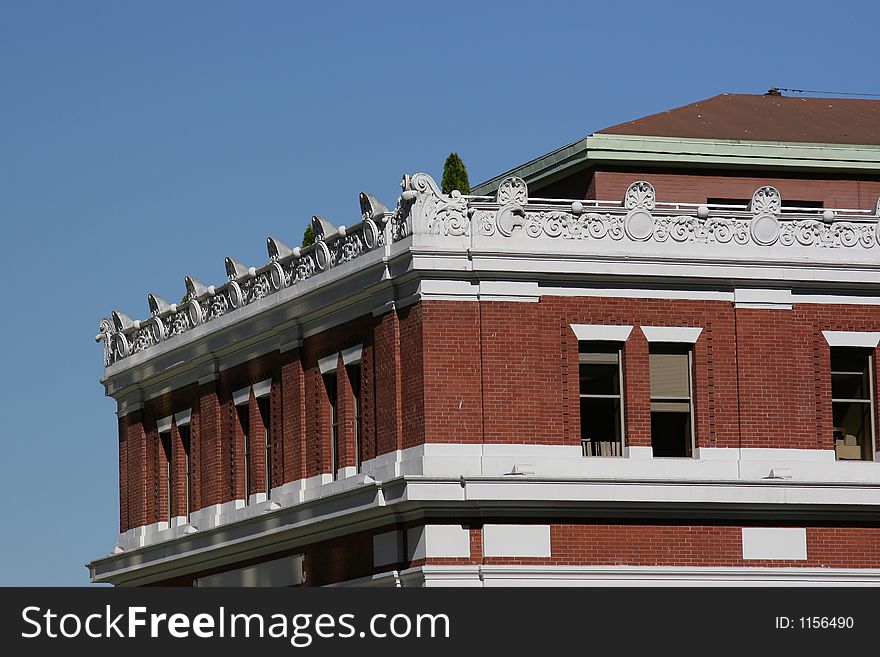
[89,92,880,586]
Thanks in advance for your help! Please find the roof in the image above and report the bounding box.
[598,93,880,145]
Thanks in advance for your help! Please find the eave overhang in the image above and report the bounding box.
[472,134,880,196]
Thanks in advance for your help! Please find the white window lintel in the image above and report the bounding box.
[341,344,363,366]
[822,331,880,348]
[641,326,703,343]
[318,354,339,374]
[570,324,633,342]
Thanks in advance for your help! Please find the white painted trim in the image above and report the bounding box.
[478,280,540,303]
[173,409,191,427]
[742,528,807,560]
[156,415,173,433]
[318,354,338,374]
[408,525,471,560]
[483,525,551,557]
[570,323,633,342]
[387,564,880,587]
[232,386,250,406]
[252,378,272,398]
[105,442,880,561]
[196,555,304,587]
[641,326,703,343]
[734,288,793,310]
[541,286,735,302]
[373,531,403,567]
[822,331,880,348]
[341,344,363,365]
[794,294,880,306]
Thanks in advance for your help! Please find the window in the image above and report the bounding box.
[347,364,362,471]
[179,424,192,521]
[159,430,173,523]
[258,396,272,492]
[831,348,876,461]
[579,341,624,456]
[235,402,252,502]
[649,345,694,457]
[323,372,339,480]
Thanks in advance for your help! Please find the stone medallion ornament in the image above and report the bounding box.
[748,186,781,246]
[623,181,655,242]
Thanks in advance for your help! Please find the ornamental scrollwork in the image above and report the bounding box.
[424,190,470,237]
[496,177,528,205]
[779,220,875,248]
[749,186,782,215]
[522,211,625,240]
[624,181,656,210]
[654,216,750,245]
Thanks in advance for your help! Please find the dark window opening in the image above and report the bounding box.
[323,372,339,480]
[258,396,272,492]
[579,341,624,456]
[649,344,694,458]
[831,347,876,461]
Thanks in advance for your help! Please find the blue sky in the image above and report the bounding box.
[0,0,877,585]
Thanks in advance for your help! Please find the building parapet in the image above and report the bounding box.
[96,173,880,372]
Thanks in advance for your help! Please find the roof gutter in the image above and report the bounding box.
[472,134,880,196]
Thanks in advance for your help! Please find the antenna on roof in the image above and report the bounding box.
[770,87,880,98]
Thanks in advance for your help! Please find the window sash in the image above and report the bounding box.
[578,342,625,456]
[649,347,695,458]
[831,348,876,461]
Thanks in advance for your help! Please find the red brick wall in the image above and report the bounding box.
[151,521,880,585]
[117,296,880,534]
[589,168,880,210]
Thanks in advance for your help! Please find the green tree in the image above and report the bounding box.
[301,224,316,247]
[441,152,470,195]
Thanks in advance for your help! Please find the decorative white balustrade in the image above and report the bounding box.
[97,174,880,368]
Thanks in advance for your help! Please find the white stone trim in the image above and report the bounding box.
[641,326,703,343]
[734,288,793,310]
[337,466,357,480]
[232,386,250,406]
[356,443,880,484]
[742,528,807,560]
[570,323,633,342]
[341,344,363,365]
[156,415,173,433]
[318,354,338,374]
[478,280,540,303]
[252,378,272,398]
[822,331,880,348]
[196,555,304,587]
[373,531,403,567]
[173,409,191,427]
[541,286,735,302]
[382,564,880,587]
[483,525,551,557]
[106,442,880,564]
[407,525,471,560]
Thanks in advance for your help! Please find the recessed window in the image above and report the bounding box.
[347,364,362,471]
[179,424,192,521]
[579,341,624,456]
[649,345,694,458]
[831,348,876,461]
[159,430,173,523]
[235,402,252,502]
[257,396,272,493]
[323,372,339,480]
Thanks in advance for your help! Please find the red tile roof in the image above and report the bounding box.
[598,93,880,145]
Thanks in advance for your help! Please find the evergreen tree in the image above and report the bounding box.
[301,224,316,247]
[441,152,470,195]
